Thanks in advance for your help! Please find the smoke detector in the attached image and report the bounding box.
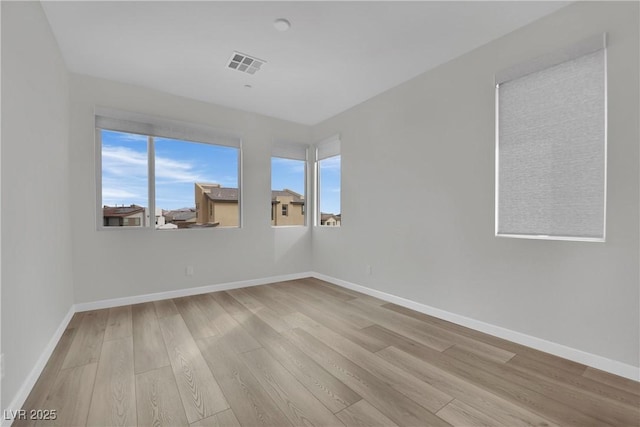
[227,52,265,75]
[274,18,291,32]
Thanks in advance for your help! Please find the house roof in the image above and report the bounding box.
[163,208,197,222]
[204,186,239,202]
[170,211,197,221]
[271,189,304,204]
[320,213,341,221]
[201,187,305,204]
[164,207,195,212]
[103,205,145,217]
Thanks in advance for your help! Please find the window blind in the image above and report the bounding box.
[95,107,241,148]
[272,140,308,161]
[496,34,607,241]
[316,135,341,160]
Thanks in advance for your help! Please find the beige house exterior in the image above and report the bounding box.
[195,183,305,227]
[271,189,305,226]
[320,213,341,226]
[195,183,240,227]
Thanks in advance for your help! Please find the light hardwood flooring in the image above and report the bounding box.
[16,278,640,426]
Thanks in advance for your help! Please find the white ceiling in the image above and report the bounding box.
[42,1,569,125]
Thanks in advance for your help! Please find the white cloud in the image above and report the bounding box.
[273,157,305,173]
[112,132,148,143]
[101,144,237,209]
[102,176,147,207]
[102,146,148,206]
[102,188,139,199]
[103,144,215,183]
[102,145,147,175]
[155,157,207,183]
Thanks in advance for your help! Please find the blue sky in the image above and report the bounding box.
[102,130,341,215]
[271,157,305,196]
[101,131,149,207]
[318,156,341,215]
[155,137,238,209]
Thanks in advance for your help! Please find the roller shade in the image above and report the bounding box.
[272,140,308,161]
[316,135,341,160]
[496,34,606,241]
[95,107,241,148]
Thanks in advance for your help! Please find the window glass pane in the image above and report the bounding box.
[318,155,341,227]
[101,129,149,227]
[271,157,306,226]
[155,137,239,229]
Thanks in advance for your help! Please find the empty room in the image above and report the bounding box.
[1,1,639,426]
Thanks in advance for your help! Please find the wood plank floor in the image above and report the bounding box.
[15,278,640,427]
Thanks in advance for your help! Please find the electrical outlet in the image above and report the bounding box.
[366,265,372,275]
[1,353,4,380]
[185,266,194,276]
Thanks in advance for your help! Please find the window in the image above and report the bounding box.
[97,108,241,230]
[496,34,606,242]
[271,141,307,227]
[316,135,341,227]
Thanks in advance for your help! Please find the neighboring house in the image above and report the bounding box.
[271,189,305,226]
[195,183,240,227]
[195,183,306,227]
[320,212,341,226]
[103,204,146,227]
[163,208,197,229]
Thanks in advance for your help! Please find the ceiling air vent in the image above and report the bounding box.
[227,52,265,75]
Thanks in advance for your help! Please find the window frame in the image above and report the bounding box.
[95,108,243,231]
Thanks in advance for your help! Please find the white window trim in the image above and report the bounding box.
[95,107,241,148]
[95,108,243,231]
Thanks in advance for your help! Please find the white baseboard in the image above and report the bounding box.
[74,271,313,312]
[312,272,640,382]
[3,306,75,427]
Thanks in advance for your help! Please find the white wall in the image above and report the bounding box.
[70,75,312,304]
[0,0,3,412]
[1,1,74,411]
[312,1,639,369]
